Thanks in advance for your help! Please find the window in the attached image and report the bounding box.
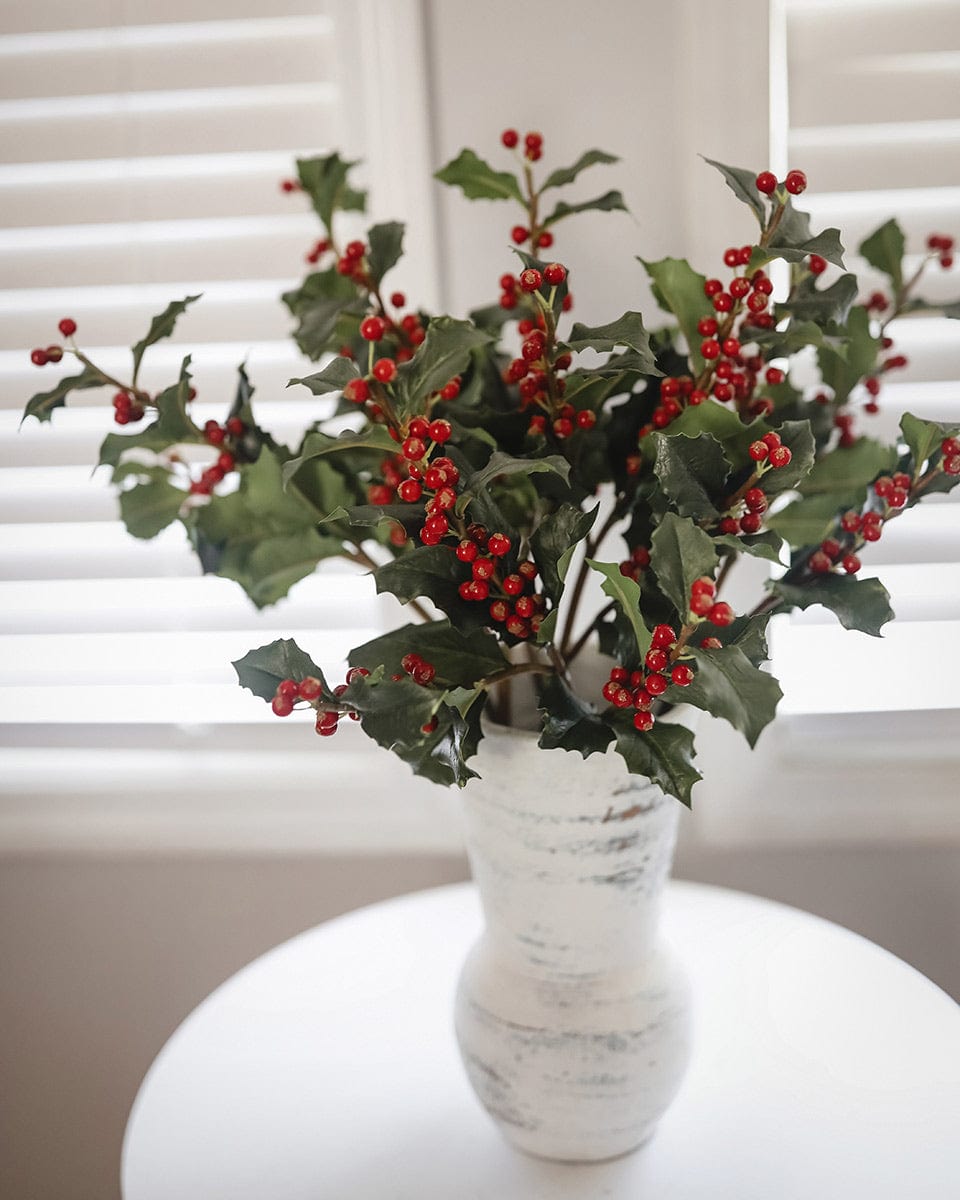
[0,0,449,852]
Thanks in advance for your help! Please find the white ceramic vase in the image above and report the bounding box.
[454,721,692,1163]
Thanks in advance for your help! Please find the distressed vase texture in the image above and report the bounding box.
[455,722,692,1162]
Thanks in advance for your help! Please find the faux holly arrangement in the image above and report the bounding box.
[24,132,960,804]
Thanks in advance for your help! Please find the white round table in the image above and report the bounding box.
[122,882,960,1200]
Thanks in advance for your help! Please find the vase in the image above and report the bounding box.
[454,718,692,1163]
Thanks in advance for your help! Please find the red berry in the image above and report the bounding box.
[360,316,387,341]
[413,662,435,685]
[30,348,48,366]
[428,419,451,444]
[344,378,369,404]
[765,366,785,385]
[272,694,294,717]
[519,268,543,293]
[704,278,723,297]
[671,663,694,687]
[698,317,718,336]
[398,479,422,502]
[809,550,832,574]
[740,512,763,534]
[633,711,655,732]
[487,532,511,558]
[755,171,777,195]
[298,677,322,701]
[45,345,63,363]
[440,378,461,400]
[553,417,573,439]
[316,712,339,737]
[402,436,425,461]
[701,339,720,360]
[501,129,519,149]
[808,254,827,275]
[944,454,960,476]
[424,513,449,538]
[708,602,734,627]
[784,169,807,195]
[842,554,861,574]
[576,409,596,430]
[226,417,245,437]
[730,277,751,299]
[768,446,792,468]
[537,231,554,249]
[511,226,529,245]
[749,440,769,462]
[651,624,677,649]
[722,337,740,358]
[373,358,397,384]
[367,484,393,505]
[58,318,77,337]
[489,600,510,622]
[942,436,960,457]
[502,573,523,595]
[543,262,566,286]
[645,648,669,673]
[700,637,723,650]
[645,673,668,697]
[713,293,734,313]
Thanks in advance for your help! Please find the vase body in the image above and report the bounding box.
[455,723,692,1162]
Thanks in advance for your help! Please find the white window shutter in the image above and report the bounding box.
[0,1,456,852]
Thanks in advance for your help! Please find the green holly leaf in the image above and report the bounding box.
[434,148,524,203]
[671,645,782,748]
[282,427,398,486]
[701,157,765,223]
[766,492,849,548]
[372,546,482,631]
[282,267,363,360]
[288,356,362,396]
[98,357,202,470]
[649,512,718,617]
[22,363,104,425]
[800,437,897,497]
[900,412,945,474]
[537,673,614,757]
[394,316,492,414]
[131,295,201,380]
[586,558,652,664]
[613,721,701,807]
[661,399,759,466]
[767,225,845,269]
[769,574,894,637]
[530,504,599,644]
[817,304,881,405]
[639,257,714,372]
[541,148,619,191]
[652,432,730,520]
[458,450,570,512]
[859,218,905,294]
[367,221,405,286]
[780,274,859,325]
[233,638,331,702]
[118,475,185,539]
[543,190,628,226]
[565,312,659,375]
[297,152,366,230]
[349,620,507,689]
[712,530,786,564]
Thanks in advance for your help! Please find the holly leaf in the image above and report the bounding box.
[233,638,331,703]
[652,432,730,520]
[288,356,361,396]
[434,148,524,203]
[373,546,481,630]
[780,274,859,326]
[349,620,506,689]
[537,674,614,758]
[586,558,652,663]
[701,157,766,223]
[297,152,366,230]
[768,225,845,269]
[118,475,184,539]
[458,450,570,510]
[367,221,405,286]
[769,575,894,637]
[712,530,786,564]
[817,305,880,405]
[613,721,701,807]
[282,267,363,360]
[131,295,201,380]
[671,645,782,748]
[22,364,104,425]
[661,399,758,467]
[565,312,659,375]
[767,492,850,548]
[649,512,718,617]
[543,190,628,226]
[639,257,713,372]
[900,412,945,473]
[859,218,905,293]
[530,504,599,643]
[282,427,398,486]
[541,148,619,191]
[394,316,492,413]
[799,437,897,497]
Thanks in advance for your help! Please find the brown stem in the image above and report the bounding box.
[73,351,151,406]
[565,599,615,666]
[479,660,555,691]
[558,503,624,656]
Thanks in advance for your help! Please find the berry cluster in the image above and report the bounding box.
[191,417,246,496]
[755,169,807,196]
[501,127,545,164]
[927,233,955,271]
[30,317,76,367]
[601,623,695,734]
[455,528,544,638]
[686,576,734,628]
[618,545,650,583]
[394,652,436,685]
[942,435,960,475]
[112,391,145,425]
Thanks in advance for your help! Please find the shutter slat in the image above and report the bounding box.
[789,120,960,192]
[803,188,960,260]
[787,0,960,63]
[0,151,313,228]
[0,0,328,37]
[0,17,334,101]
[790,54,960,128]
[0,83,340,164]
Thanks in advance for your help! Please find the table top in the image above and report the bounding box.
[122,881,960,1200]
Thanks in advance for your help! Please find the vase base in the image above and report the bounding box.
[499,1122,657,1165]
